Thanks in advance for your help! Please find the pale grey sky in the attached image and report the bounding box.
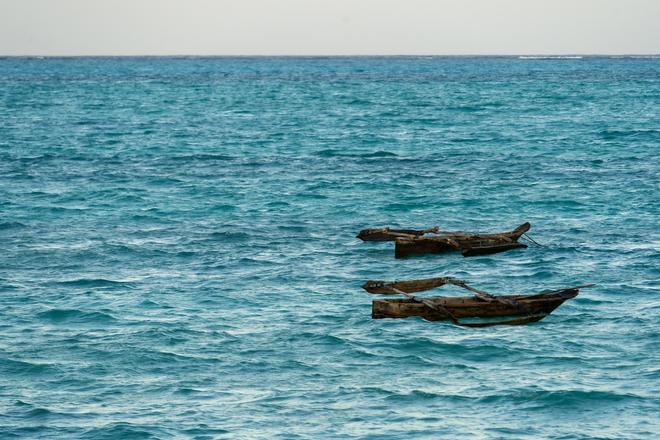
[0,0,658,55]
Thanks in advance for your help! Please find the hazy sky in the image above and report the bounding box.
[1,0,658,55]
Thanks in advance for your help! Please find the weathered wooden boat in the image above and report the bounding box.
[357,222,531,258]
[394,222,531,258]
[362,276,590,327]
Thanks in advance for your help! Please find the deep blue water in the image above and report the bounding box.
[1,56,658,439]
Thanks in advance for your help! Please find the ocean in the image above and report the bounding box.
[0,56,658,439]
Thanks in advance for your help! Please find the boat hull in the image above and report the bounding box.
[461,242,528,257]
[372,289,578,321]
[394,222,531,258]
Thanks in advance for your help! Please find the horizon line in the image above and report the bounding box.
[1,53,660,59]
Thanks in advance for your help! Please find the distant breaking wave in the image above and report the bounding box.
[607,55,660,59]
[519,55,660,60]
[519,56,583,60]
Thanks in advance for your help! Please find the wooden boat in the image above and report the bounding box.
[357,222,531,258]
[362,276,590,327]
[394,222,531,258]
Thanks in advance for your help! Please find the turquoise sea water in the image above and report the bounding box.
[1,56,658,439]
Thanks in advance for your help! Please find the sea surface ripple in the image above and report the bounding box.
[1,56,659,439]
